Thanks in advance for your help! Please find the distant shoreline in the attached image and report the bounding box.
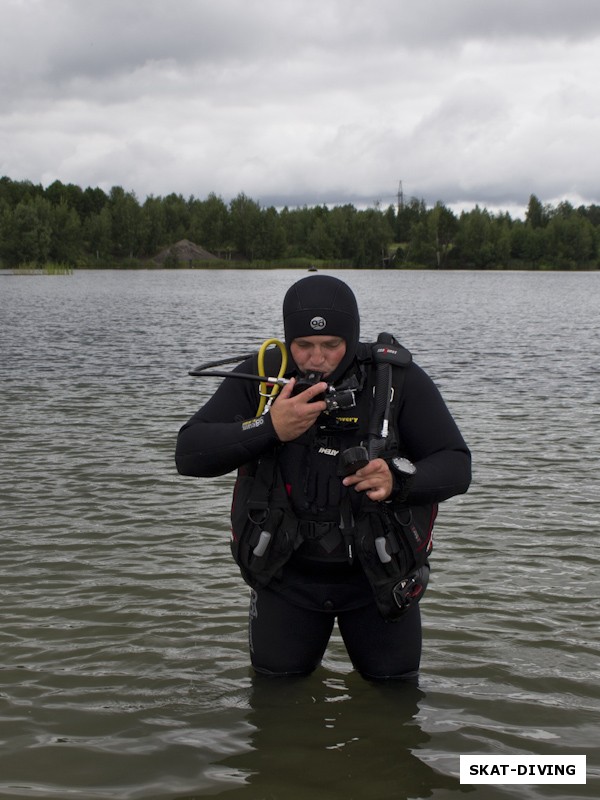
[2,264,599,275]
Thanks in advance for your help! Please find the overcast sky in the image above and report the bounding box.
[2,0,600,216]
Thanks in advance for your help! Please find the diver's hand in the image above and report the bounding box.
[270,378,328,442]
[342,458,394,502]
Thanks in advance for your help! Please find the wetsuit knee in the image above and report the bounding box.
[251,662,319,678]
[359,667,420,683]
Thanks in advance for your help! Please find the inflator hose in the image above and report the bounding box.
[256,339,287,417]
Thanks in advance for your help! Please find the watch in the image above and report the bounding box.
[390,457,417,478]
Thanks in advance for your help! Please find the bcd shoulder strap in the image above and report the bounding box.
[366,332,412,459]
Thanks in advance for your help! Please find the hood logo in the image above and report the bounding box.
[310,316,326,331]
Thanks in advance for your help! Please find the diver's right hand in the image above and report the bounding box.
[269,378,328,442]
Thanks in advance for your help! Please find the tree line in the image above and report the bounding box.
[1,175,599,270]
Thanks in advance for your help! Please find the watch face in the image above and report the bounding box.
[392,457,416,476]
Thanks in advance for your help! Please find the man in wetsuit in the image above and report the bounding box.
[176,275,471,680]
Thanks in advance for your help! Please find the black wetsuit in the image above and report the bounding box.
[176,353,471,679]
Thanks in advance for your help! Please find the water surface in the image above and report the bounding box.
[1,269,599,799]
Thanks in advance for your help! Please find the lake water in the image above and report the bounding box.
[0,268,599,800]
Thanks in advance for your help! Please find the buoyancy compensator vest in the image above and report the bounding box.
[230,334,438,621]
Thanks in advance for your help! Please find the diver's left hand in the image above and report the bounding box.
[342,458,393,502]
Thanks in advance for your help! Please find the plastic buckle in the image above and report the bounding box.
[392,574,423,611]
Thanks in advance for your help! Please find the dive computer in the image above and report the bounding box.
[387,457,416,502]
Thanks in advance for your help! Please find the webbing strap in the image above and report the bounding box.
[368,361,393,459]
[246,450,280,514]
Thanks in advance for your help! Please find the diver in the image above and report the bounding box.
[175,275,471,680]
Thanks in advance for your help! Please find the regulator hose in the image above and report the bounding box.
[188,339,288,418]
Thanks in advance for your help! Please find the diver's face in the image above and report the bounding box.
[290,336,346,378]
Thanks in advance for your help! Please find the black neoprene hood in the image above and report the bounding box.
[282,275,360,381]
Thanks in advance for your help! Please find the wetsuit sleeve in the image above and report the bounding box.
[175,357,280,477]
[396,363,472,505]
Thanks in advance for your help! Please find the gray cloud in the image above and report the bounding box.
[2,0,600,214]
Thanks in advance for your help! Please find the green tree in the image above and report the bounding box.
[279,205,324,258]
[189,193,230,253]
[546,209,596,268]
[396,197,426,243]
[229,193,262,259]
[45,180,84,215]
[384,204,396,238]
[404,218,432,266]
[328,204,358,260]
[84,207,112,261]
[491,215,512,267]
[307,217,334,260]
[454,206,496,268]
[352,208,393,267]
[257,206,287,259]
[511,220,546,264]
[0,197,52,265]
[139,195,166,256]
[80,186,109,218]
[49,201,82,264]
[402,203,458,268]
[162,193,190,242]
[0,177,43,208]
[429,202,459,268]
[108,186,141,258]
[525,194,550,229]
[578,204,600,227]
